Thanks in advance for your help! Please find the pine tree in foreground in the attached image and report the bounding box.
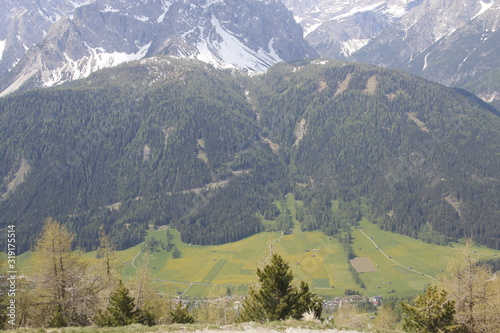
[239,253,323,322]
[170,302,195,324]
[401,285,460,333]
[47,305,67,328]
[95,280,137,327]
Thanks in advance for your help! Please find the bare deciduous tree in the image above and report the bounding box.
[95,227,119,309]
[129,250,162,324]
[438,240,500,333]
[30,218,101,326]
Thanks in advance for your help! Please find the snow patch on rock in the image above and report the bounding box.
[0,40,5,62]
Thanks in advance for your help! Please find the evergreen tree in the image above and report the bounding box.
[47,305,67,328]
[293,281,323,320]
[135,306,156,326]
[166,230,174,251]
[401,286,459,333]
[170,302,195,324]
[239,253,322,322]
[172,245,182,258]
[95,280,137,327]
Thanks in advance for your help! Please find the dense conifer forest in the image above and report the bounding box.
[0,57,499,252]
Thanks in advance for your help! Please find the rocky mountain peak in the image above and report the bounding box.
[0,0,316,96]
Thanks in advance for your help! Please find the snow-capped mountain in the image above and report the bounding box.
[281,0,419,58]
[401,0,500,104]
[282,0,495,62]
[353,0,498,69]
[282,0,500,106]
[0,0,316,96]
[0,0,92,79]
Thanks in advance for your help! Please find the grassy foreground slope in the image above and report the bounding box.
[7,321,361,333]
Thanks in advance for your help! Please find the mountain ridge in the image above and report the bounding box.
[0,0,316,96]
[1,57,498,252]
[3,0,498,108]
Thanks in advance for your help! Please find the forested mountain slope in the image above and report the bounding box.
[0,58,499,252]
[253,61,500,249]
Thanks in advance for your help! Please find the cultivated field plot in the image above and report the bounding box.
[350,257,377,272]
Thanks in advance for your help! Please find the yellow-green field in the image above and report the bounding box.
[118,220,499,299]
[350,219,499,297]
[113,226,357,299]
[9,196,500,300]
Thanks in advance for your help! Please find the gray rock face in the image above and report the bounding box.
[282,0,500,105]
[0,0,317,96]
[282,0,415,57]
[0,0,89,76]
[353,0,496,67]
[403,1,500,105]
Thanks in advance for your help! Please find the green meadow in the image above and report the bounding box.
[10,195,500,300]
[118,226,355,299]
[350,219,500,297]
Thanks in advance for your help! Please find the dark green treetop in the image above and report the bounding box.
[401,285,460,333]
[239,253,322,322]
[170,302,195,324]
[95,280,137,327]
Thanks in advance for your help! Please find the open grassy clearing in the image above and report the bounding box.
[129,210,499,298]
[119,196,500,299]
